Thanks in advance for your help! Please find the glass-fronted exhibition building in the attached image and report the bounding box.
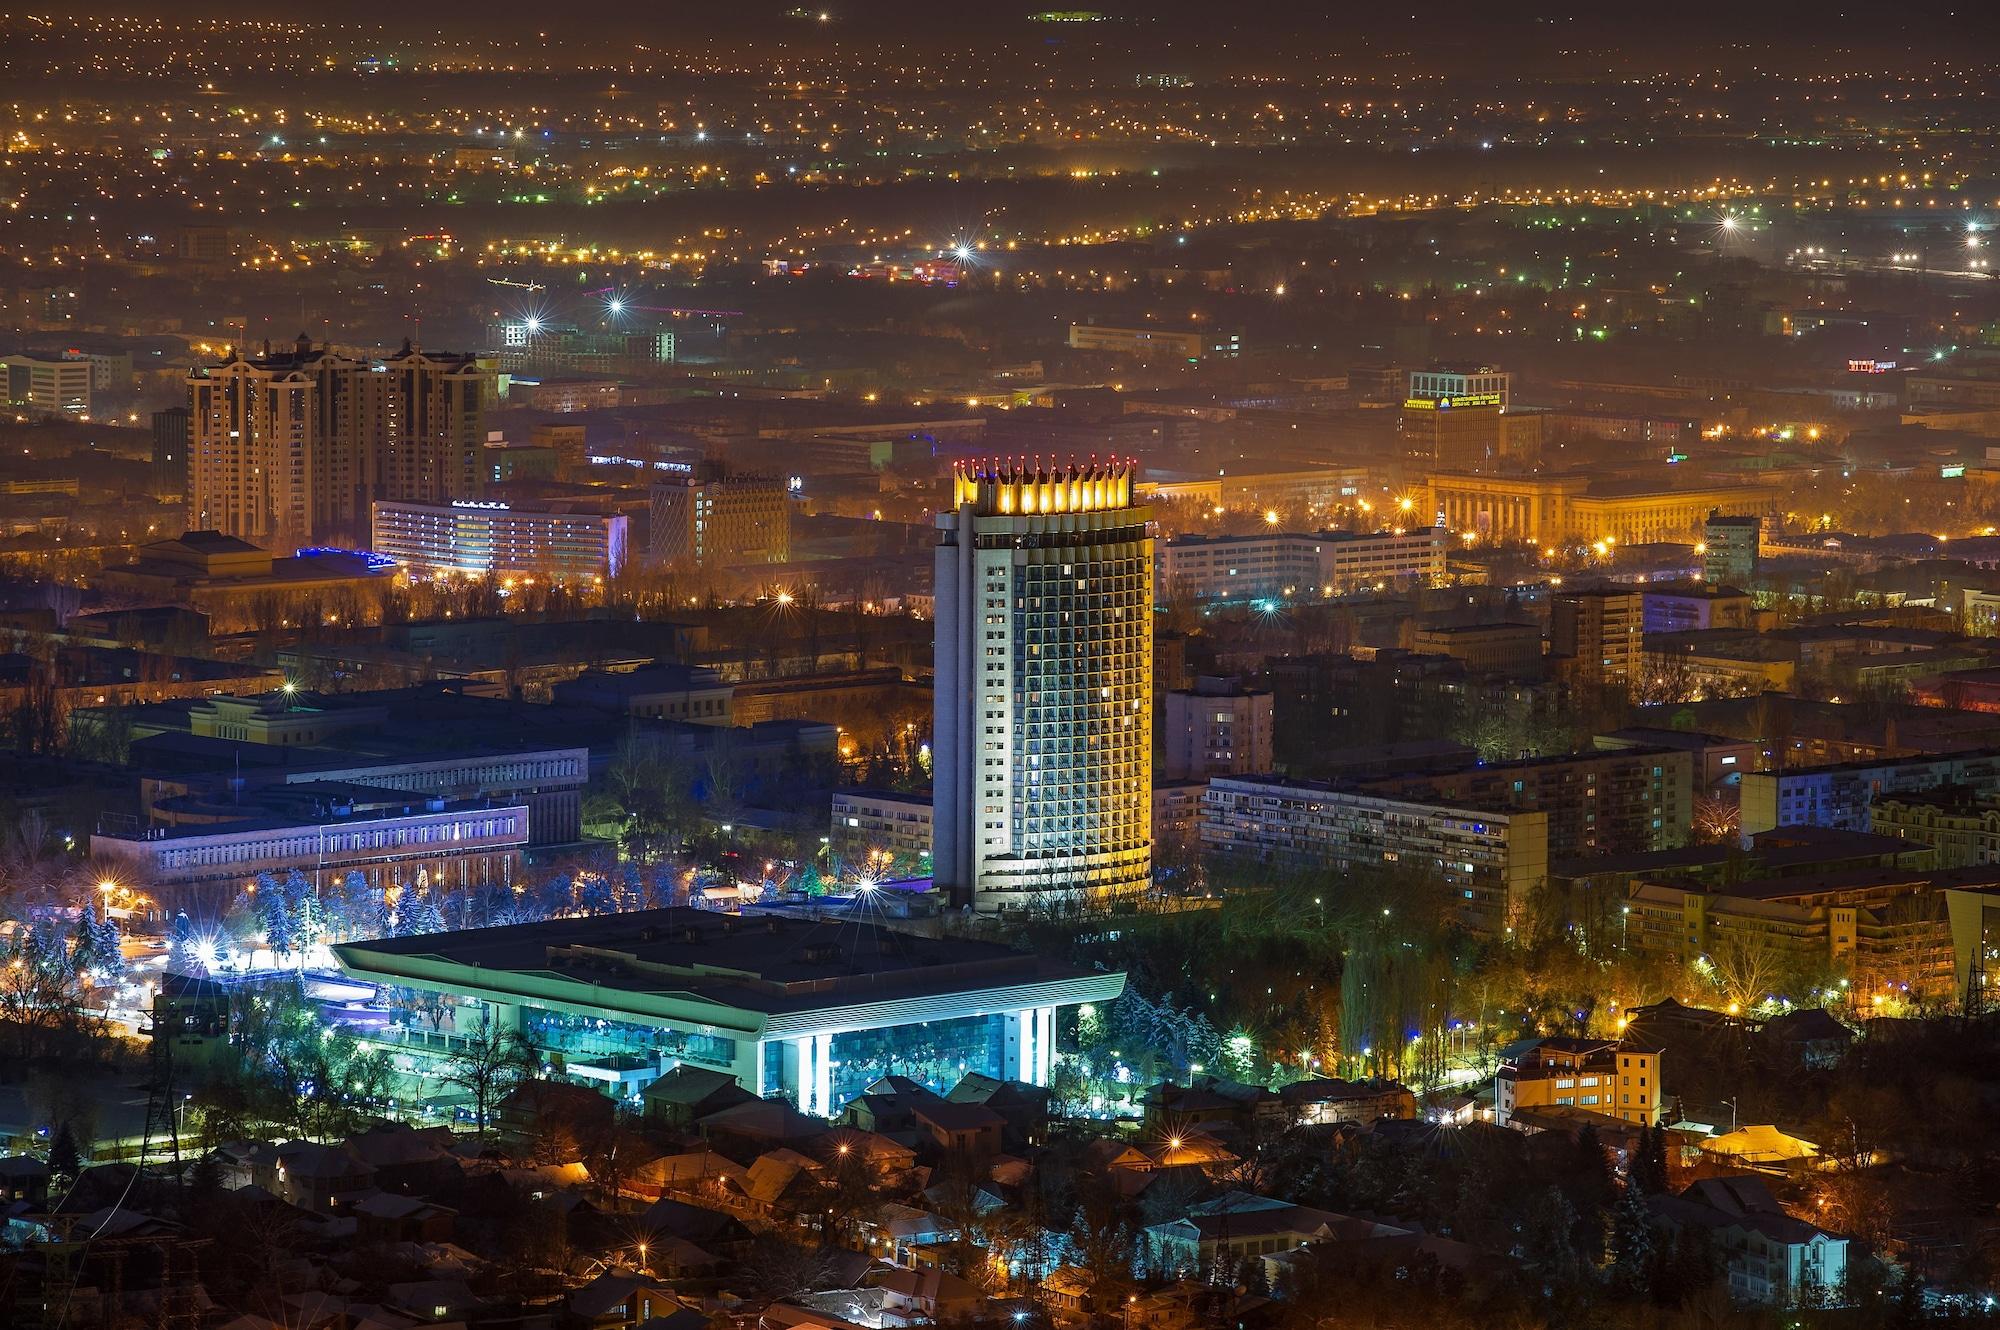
[333,908,1126,1114]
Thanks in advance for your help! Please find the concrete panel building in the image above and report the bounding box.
[1200,776,1549,935]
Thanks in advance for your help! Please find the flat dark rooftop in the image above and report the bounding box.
[1760,746,2000,778]
[1715,863,2000,903]
[337,907,1102,1015]
[1553,826,1917,880]
[1553,844,1736,879]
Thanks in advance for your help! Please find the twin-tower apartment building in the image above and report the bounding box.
[187,336,488,550]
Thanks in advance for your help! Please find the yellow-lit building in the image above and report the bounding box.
[1425,472,1776,548]
[1068,324,1235,361]
[1946,882,2000,1004]
[1644,636,1799,696]
[1495,1037,1662,1128]
[1626,867,1966,1001]
[1401,401,1542,470]
[649,464,792,570]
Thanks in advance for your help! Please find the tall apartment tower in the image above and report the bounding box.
[381,340,489,506]
[150,405,190,498]
[1550,586,1645,690]
[1702,510,1761,587]
[187,337,489,549]
[187,342,322,550]
[933,459,1154,913]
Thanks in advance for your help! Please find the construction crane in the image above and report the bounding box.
[485,276,546,292]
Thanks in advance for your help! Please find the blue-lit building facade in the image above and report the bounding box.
[334,908,1124,1113]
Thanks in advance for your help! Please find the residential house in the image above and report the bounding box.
[343,1123,459,1196]
[816,1127,919,1179]
[566,1269,685,1329]
[699,1099,830,1153]
[909,1100,1006,1156]
[863,1201,961,1267]
[627,1149,751,1202]
[1042,1267,1096,1323]
[947,1073,1052,1147]
[1696,1125,1824,1178]
[353,1192,457,1245]
[740,1150,831,1227]
[873,1265,986,1322]
[0,1156,50,1205]
[633,1195,758,1261]
[1142,1078,1289,1136]
[244,1140,377,1212]
[1147,1193,1409,1279]
[384,1279,480,1324]
[1275,1078,1417,1126]
[497,1079,615,1148]
[642,1065,758,1129]
[1648,1175,1848,1305]
[1755,1009,1852,1070]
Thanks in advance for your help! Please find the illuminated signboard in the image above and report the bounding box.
[1847,359,1898,374]
[1404,392,1504,410]
[295,547,397,571]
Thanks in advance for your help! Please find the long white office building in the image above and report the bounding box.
[1157,527,1449,603]
[371,499,629,580]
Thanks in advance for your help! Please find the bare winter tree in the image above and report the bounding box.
[441,1021,539,1134]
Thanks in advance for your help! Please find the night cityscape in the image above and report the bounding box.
[6,3,2000,1327]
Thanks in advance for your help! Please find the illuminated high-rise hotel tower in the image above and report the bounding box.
[933,459,1154,913]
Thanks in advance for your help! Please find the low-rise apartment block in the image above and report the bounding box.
[1494,1036,1662,1128]
[1201,776,1549,935]
[830,788,934,878]
[1740,749,2000,839]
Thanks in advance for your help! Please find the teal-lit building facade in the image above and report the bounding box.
[334,908,1125,1114]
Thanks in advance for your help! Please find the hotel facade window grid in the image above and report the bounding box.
[934,460,1154,912]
